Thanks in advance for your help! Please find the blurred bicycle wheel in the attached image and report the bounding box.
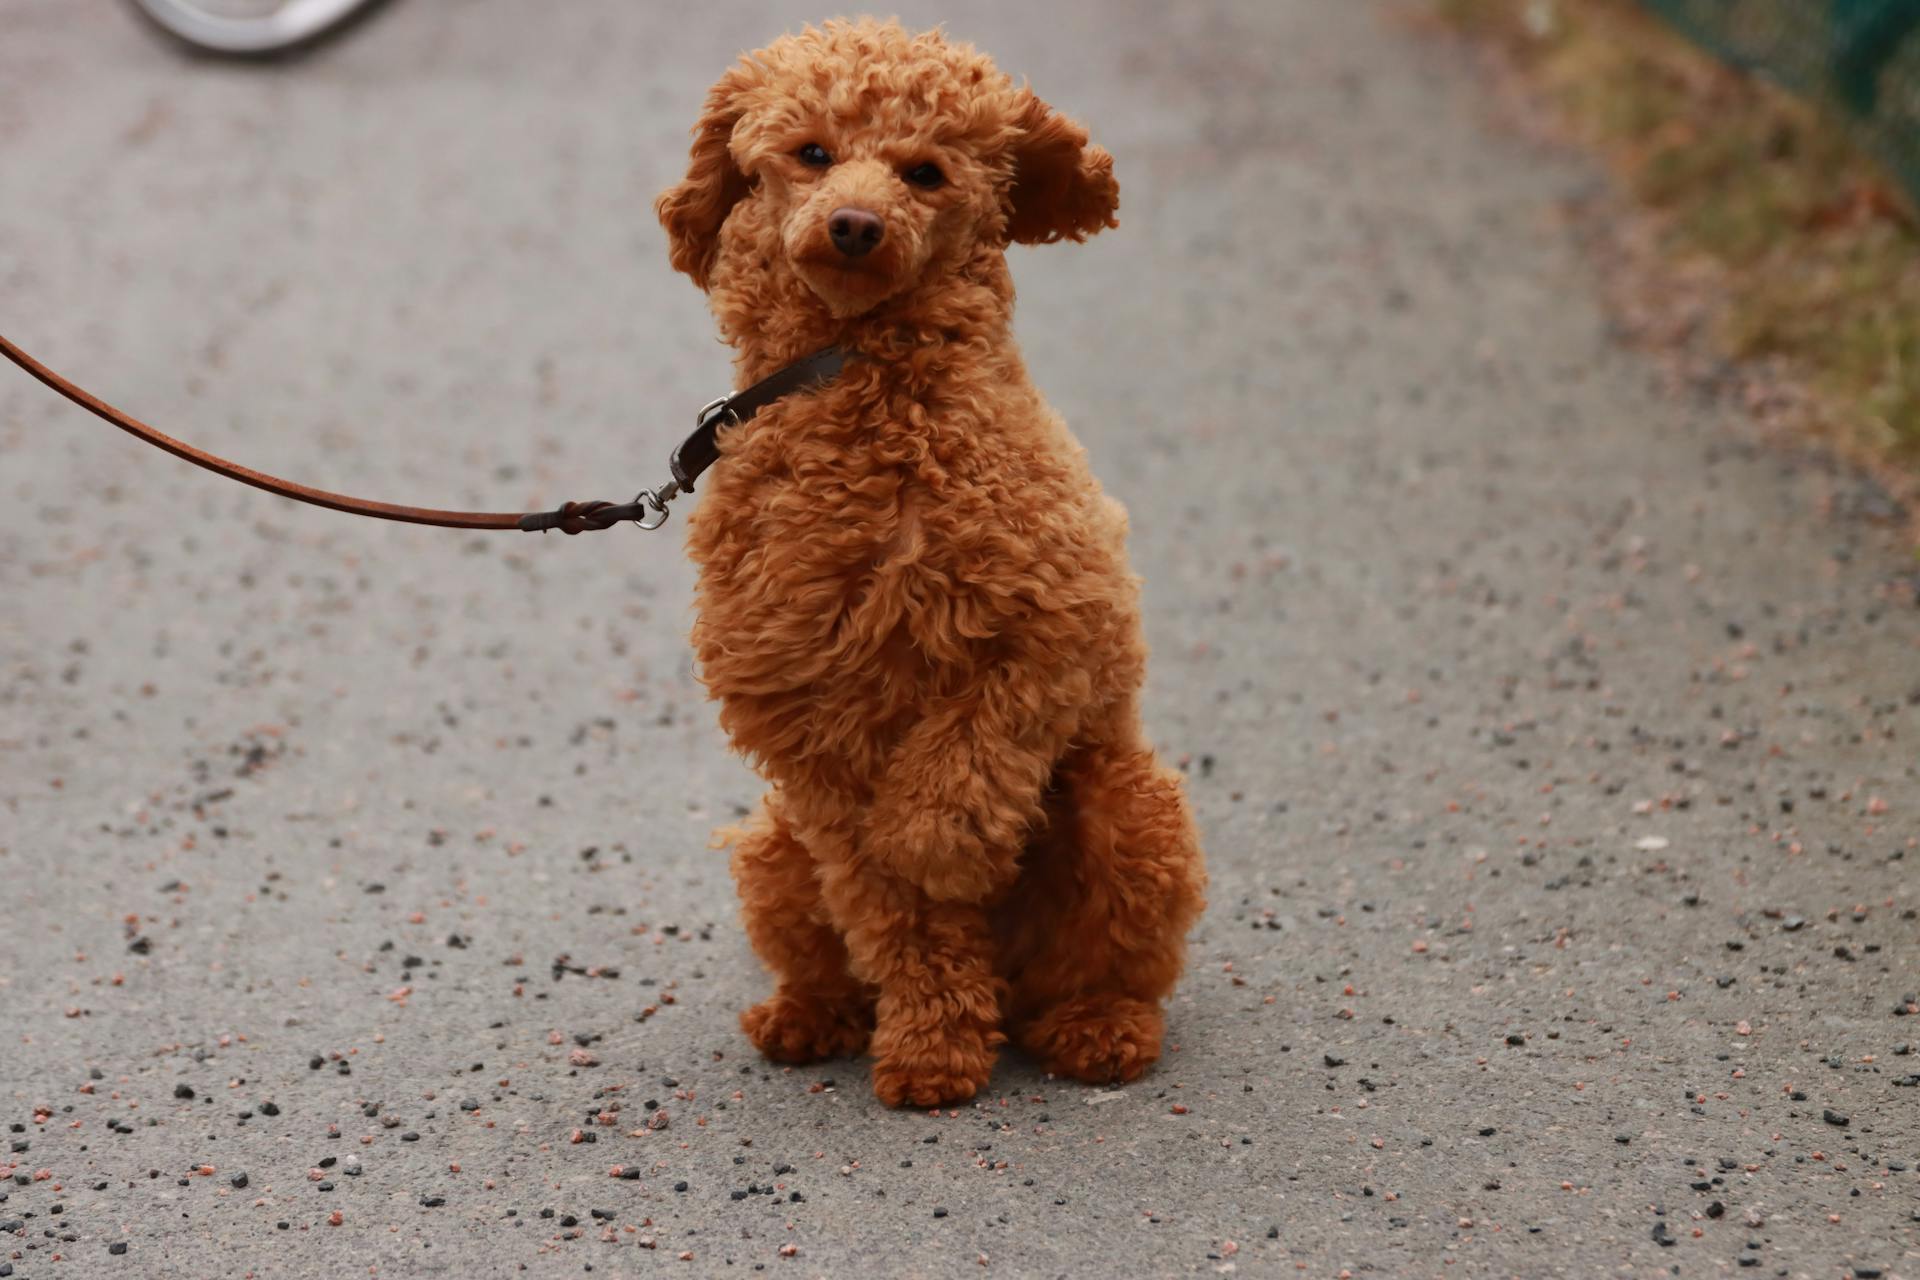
[126,0,389,57]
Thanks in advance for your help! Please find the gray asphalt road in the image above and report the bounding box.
[3,3,1917,1277]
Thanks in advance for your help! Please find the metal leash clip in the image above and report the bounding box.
[630,481,678,530]
[627,393,735,530]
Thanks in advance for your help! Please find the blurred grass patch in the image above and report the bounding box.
[1436,0,1920,462]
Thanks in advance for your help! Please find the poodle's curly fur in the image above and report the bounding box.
[656,18,1206,1107]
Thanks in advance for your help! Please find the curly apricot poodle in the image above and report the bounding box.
[656,18,1206,1108]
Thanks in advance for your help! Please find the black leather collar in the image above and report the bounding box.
[516,346,845,533]
[670,346,847,493]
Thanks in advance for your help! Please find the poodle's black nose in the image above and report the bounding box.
[828,207,884,258]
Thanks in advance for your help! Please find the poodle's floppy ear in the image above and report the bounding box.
[655,66,757,289]
[1005,89,1120,245]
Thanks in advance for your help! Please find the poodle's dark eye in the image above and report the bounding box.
[796,142,832,167]
[903,162,945,189]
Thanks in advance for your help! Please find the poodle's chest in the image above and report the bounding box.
[688,470,978,677]
[693,492,952,645]
[687,484,979,785]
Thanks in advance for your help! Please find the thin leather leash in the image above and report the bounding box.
[0,332,844,535]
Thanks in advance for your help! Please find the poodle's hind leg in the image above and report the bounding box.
[1009,734,1206,1085]
[729,796,874,1064]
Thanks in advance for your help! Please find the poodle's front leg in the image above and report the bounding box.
[860,657,1083,901]
[811,849,1006,1107]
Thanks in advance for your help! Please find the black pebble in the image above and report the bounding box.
[675,1181,689,1192]
[421,1196,446,1208]
[932,1207,948,1218]
[231,1173,249,1189]
[108,1243,128,1256]
[1824,1110,1850,1127]
[259,1102,280,1117]
[173,1085,195,1100]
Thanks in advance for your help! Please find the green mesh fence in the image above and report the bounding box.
[1636,0,1920,194]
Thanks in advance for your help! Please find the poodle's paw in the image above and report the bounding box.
[870,1052,993,1109]
[868,1017,1000,1108]
[740,992,872,1065]
[1021,995,1164,1085]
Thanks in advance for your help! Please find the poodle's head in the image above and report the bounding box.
[655,20,1117,321]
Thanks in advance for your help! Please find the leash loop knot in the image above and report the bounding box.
[554,500,614,535]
